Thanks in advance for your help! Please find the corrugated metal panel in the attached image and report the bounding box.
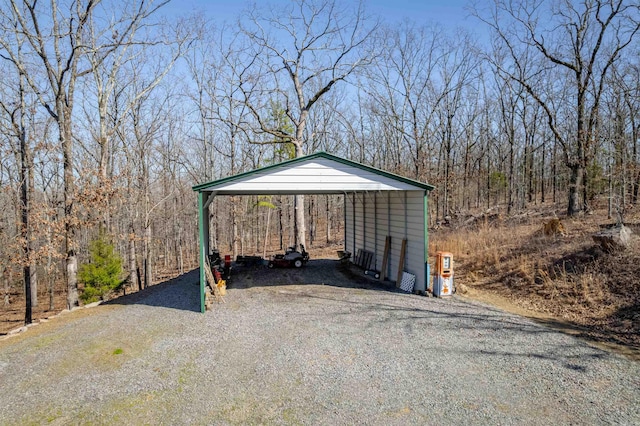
[384,191,426,291]
[374,193,389,273]
[405,192,426,292]
[200,158,428,194]
[386,192,404,282]
[345,191,426,291]
[345,193,355,255]
[354,193,364,251]
[364,193,377,257]
[387,236,402,283]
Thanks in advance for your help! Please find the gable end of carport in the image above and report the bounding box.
[193,152,435,312]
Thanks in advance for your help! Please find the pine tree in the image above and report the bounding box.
[78,233,123,303]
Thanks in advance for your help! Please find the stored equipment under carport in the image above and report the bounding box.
[364,269,380,279]
[268,245,309,268]
[354,248,380,279]
[208,249,231,280]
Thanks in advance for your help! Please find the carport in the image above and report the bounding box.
[192,152,435,312]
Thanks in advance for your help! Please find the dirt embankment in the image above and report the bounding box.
[430,204,640,359]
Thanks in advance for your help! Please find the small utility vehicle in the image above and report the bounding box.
[268,244,310,269]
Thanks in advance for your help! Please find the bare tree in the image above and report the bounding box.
[0,0,187,307]
[0,74,26,320]
[81,8,192,293]
[0,0,104,308]
[187,24,252,258]
[239,0,377,247]
[614,59,640,204]
[82,1,187,184]
[0,71,37,322]
[475,0,640,216]
[364,22,447,181]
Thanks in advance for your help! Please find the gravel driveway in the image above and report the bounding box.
[0,259,638,425]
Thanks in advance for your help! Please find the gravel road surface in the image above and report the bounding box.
[0,259,638,425]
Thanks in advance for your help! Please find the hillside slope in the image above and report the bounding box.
[430,204,640,359]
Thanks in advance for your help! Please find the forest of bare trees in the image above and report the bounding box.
[1,0,638,324]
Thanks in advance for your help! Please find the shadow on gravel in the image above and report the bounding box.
[231,258,404,293]
[284,289,613,369]
[104,269,200,313]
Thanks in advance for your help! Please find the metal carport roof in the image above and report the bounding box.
[192,152,434,312]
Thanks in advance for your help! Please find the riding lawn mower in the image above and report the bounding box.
[267,244,310,268]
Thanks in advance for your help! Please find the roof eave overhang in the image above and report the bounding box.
[198,188,422,196]
[192,152,435,193]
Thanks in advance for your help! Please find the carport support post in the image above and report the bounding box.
[424,191,430,294]
[198,191,206,313]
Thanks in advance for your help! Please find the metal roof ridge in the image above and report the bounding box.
[191,151,435,192]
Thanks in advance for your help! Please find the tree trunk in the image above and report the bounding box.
[174,194,184,275]
[129,224,138,292]
[294,143,306,248]
[49,278,54,311]
[144,219,152,288]
[232,197,239,259]
[582,166,589,213]
[19,90,32,322]
[541,140,546,203]
[29,166,37,309]
[553,141,557,203]
[508,136,514,215]
[30,265,37,309]
[3,267,9,307]
[62,115,79,309]
[326,195,331,244]
[527,143,534,204]
[632,122,639,204]
[262,206,271,259]
[308,196,315,246]
[66,254,78,309]
[294,195,306,249]
[23,263,32,323]
[463,143,470,210]
[444,128,452,219]
[46,219,55,311]
[486,155,491,210]
[634,170,640,205]
[278,197,284,250]
[608,153,613,219]
[136,266,142,291]
[567,163,583,216]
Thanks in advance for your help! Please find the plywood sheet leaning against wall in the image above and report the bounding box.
[381,236,391,280]
[396,238,407,288]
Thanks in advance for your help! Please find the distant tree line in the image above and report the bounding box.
[0,0,638,323]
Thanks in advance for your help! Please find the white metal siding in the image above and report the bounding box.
[201,158,428,194]
[375,193,389,274]
[404,192,426,292]
[344,190,426,292]
[345,193,355,255]
[387,192,405,283]
[354,193,365,252]
[389,191,426,292]
[363,192,377,266]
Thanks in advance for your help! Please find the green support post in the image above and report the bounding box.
[424,191,430,294]
[198,191,206,313]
